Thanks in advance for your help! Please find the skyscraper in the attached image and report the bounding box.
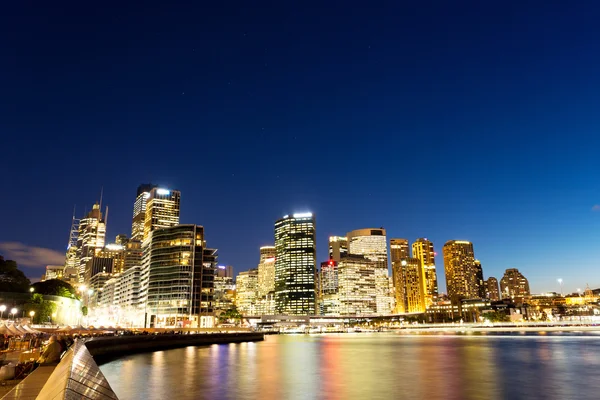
[390,238,409,313]
[319,260,340,315]
[402,258,427,313]
[442,240,479,303]
[257,246,276,298]
[500,268,530,303]
[347,228,391,315]
[236,268,259,315]
[412,238,438,307]
[143,187,181,241]
[77,203,106,283]
[214,266,235,312]
[485,277,500,301]
[338,255,378,316]
[328,236,348,262]
[141,224,216,328]
[274,213,316,315]
[473,260,486,299]
[131,184,157,241]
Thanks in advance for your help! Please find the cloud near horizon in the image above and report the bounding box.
[593,205,600,212]
[0,242,65,268]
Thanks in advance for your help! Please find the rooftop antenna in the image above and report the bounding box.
[99,186,104,210]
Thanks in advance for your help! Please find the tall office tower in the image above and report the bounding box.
[141,225,216,328]
[328,236,348,262]
[214,266,235,312]
[390,238,410,260]
[123,240,143,272]
[500,268,530,303]
[485,277,500,301]
[274,213,316,315]
[337,255,378,316]
[442,240,479,303]
[319,260,340,315]
[98,241,126,275]
[115,234,129,246]
[257,246,276,297]
[143,187,181,241]
[258,246,276,297]
[473,260,486,298]
[402,258,427,313]
[321,260,338,294]
[347,228,391,315]
[84,257,114,303]
[217,265,234,278]
[77,204,106,283]
[390,238,410,313]
[236,269,259,315]
[412,238,438,307]
[131,184,157,241]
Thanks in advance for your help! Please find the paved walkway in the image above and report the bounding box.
[1,366,56,399]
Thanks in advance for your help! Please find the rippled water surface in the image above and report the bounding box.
[100,333,600,400]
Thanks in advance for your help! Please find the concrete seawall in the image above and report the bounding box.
[2,332,264,399]
[86,332,265,364]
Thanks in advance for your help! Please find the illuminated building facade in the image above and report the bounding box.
[403,258,427,313]
[500,268,530,303]
[123,240,143,272]
[485,277,500,301]
[347,228,391,315]
[473,260,486,298]
[236,268,259,315]
[41,265,64,281]
[143,187,181,241]
[412,238,438,307]
[214,266,235,312]
[77,203,106,283]
[98,241,125,274]
[131,184,157,241]
[141,225,216,328]
[328,236,348,262]
[337,255,377,316]
[274,213,316,315]
[443,240,479,303]
[257,246,276,297]
[390,238,409,313]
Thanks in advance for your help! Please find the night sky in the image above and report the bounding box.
[2,1,600,293]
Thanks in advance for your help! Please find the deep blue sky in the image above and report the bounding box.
[2,1,600,293]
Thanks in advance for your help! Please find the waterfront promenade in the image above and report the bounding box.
[1,331,264,399]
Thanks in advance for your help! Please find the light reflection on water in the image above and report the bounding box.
[100,334,600,400]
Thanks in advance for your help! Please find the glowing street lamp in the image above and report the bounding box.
[29,287,34,293]
[10,308,17,319]
[29,311,35,318]
[0,305,6,320]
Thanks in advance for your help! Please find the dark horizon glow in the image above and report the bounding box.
[2,2,600,293]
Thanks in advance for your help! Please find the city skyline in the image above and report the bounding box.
[3,2,600,294]
[0,184,600,294]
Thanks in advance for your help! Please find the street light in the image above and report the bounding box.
[29,311,35,319]
[10,308,17,320]
[0,305,6,320]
